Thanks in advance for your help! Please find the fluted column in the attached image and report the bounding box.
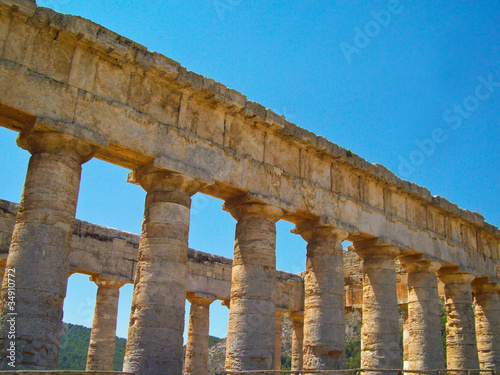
[123,165,208,375]
[294,222,349,370]
[400,256,444,370]
[472,278,500,371]
[274,311,284,371]
[86,277,124,371]
[353,239,401,370]
[290,312,304,371]
[438,268,479,370]
[0,129,96,370]
[184,292,216,375]
[223,198,284,372]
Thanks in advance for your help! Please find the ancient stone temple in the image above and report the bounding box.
[0,0,499,374]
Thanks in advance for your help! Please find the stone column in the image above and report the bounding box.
[294,222,349,371]
[86,277,125,371]
[274,311,284,371]
[0,129,96,370]
[399,256,444,370]
[472,278,500,371]
[400,304,409,370]
[438,268,479,370]
[352,239,401,370]
[123,166,209,375]
[223,198,283,372]
[290,312,304,371]
[184,292,216,375]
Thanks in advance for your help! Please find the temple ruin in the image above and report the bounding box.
[0,0,499,373]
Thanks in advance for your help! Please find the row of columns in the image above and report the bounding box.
[352,242,500,372]
[65,269,500,374]
[0,128,499,373]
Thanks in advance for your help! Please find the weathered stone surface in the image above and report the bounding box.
[123,168,207,375]
[185,292,216,375]
[290,312,304,371]
[0,2,497,286]
[223,199,283,372]
[294,223,348,371]
[274,312,284,371]
[353,240,401,371]
[438,269,480,370]
[0,198,305,313]
[0,129,96,370]
[0,2,499,372]
[86,277,124,372]
[472,278,500,371]
[400,256,444,370]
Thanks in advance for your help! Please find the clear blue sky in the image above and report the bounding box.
[0,0,499,341]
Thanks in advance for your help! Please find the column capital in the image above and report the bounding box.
[223,195,284,222]
[17,129,97,164]
[128,162,209,197]
[352,237,403,259]
[90,275,126,289]
[438,267,477,285]
[292,219,349,244]
[276,307,287,317]
[399,254,443,273]
[471,277,500,293]
[186,291,217,305]
[399,302,409,312]
[289,311,304,322]
[221,299,230,309]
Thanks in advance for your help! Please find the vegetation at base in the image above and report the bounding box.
[281,353,292,370]
[346,340,361,369]
[57,305,447,372]
[58,323,91,370]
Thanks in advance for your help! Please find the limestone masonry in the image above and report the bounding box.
[0,0,498,373]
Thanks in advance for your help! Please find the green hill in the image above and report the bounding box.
[58,322,223,371]
[58,323,127,371]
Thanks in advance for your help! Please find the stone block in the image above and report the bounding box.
[68,46,98,92]
[406,198,427,229]
[0,0,36,17]
[127,73,181,126]
[300,150,331,190]
[462,224,478,252]
[331,163,360,200]
[364,178,384,211]
[264,133,300,176]
[178,96,225,145]
[224,114,265,162]
[427,206,446,237]
[4,18,75,83]
[0,59,78,122]
[93,57,131,103]
[384,188,406,219]
[0,10,11,56]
